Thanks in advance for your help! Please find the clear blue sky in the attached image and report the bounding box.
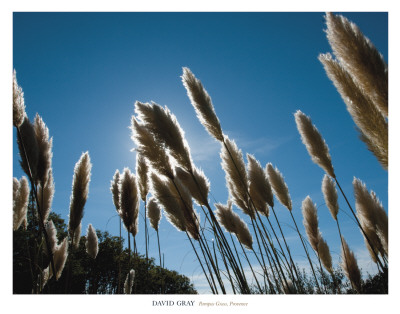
[12,12,388,293]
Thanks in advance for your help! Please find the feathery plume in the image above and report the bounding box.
[68,152,92,237]
[119,168,139,236]
[17,116,39,181]
[52,237,69,280]
[295,110,335,178]
[324,12,388,117]
[135,101,193,172]
[34,114,53,185]
[353,178,388,256]
[181,67,224,142]
[13,176,29,231]
[124,269,135,294]
[175,166,210,206]
[40,267,50,290]
[322,174,339,220]
[150,173,200,239]
[215,202,253,250]
[318,236,333,273]
[247,154,273,215]
[13,70,26,128]
[319,53,388,169]
[266,163,292,211]
[72,223,81,249]
[221,137,253,218]
[151,173,186,232]
[302,196,320,252]
[147,197,162,231]
[44,220,58,255]
[37,169,54,224]
[131,117,174,179]
[111,169,121,214]
[371,191,388,255]
[136,154,149,201]
[86,224,99,259]
[282,279,295,294]
[340,237,362,292]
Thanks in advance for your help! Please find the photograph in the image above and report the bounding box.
[8,4,394,313]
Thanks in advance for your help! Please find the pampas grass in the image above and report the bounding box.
[353,178,388,257]
[147,197,162,231]
[119,168,139,236]
[131,117,174,179]
[322,174,339,220]
[266,163,292,211]
[175,166,210,206]
[247,154,273,216]
[52,237,69,280]
[294,110,335,178]
[215,202,253,250]
[135,101,194,172]
[340,237,362,292]
[302,196,320,252]
[181,67,224,142]
[111,170,121,213]
[13,176,29,231]
[136,153,149,202]
[318,237,333,273]
[324,12,388,118]
[319,53,388,170]
[17,116,39,181]
[34,114,53,186]
[13,70,26,128]
[45,220,58,255]
[68,152,92,239]
[37,169,54,224]
[124,269,135,294]
[221,137,252,218]
[86,224,99,259]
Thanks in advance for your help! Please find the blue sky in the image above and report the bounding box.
[12,12,388,293]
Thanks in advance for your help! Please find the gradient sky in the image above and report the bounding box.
[12,12,388,293]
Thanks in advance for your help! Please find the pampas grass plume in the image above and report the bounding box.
[294,110,335,178]
[13,176,29,231]
[136,153,149,201]
[131,116,174,179]
[124,269,135,294]
[215,202,253,250]
[111,169,121,214]
[135,101,193,172]
[319,53,388,169]
[13,70,26,128]
[53,237,69,280]
[45,220,58,255]
[175,166,210,206]
[147,197,162,231]
[221,137,253,218]
[181,67,224,142]
[86,224,99,259]
[324,12,388,117]
[17,116,39,181]
[340,237,362,292]
[34,114,53,185]
[37,169,55,224]
[322,174,339,220]
[119,168,139,236]
[266,163,292,211]
[318,236,333,273]
[302,196,320,252]
[247,154,273,215]
[68,152,92,237]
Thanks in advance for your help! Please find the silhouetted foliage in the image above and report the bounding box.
[13,198,196,294]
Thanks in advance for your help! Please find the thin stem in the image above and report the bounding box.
[186,232,216,294]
